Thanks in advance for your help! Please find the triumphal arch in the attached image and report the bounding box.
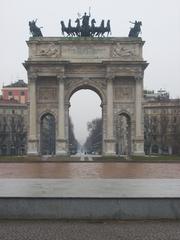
[24,35,148,156]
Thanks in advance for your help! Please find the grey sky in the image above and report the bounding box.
[0,0,180,143]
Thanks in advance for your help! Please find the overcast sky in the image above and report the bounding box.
[1,0,180,143]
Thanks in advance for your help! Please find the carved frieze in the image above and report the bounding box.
[37,43,61,58]
[62,44,110,59]
[111,43,139,59]
[107,66,143,78]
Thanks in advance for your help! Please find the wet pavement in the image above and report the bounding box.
[0,162,180,178]
[0,220,180,240]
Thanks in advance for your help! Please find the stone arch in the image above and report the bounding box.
[40,112,56,155]
[25,37,147,156]
[116,110,132,155]
[39,110,57,124]
[65,80,106,104]
[65,81,105,154]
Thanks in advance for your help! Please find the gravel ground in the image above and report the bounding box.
[0,220,180,240]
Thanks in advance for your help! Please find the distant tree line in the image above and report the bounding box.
[1,111,180,156]
[84,118,102,154]
[144,110,180,155]
[0,114,27,155]
[84,112,180,155]
[69,117,79,154]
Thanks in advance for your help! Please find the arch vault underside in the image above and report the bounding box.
[24,37,148,156]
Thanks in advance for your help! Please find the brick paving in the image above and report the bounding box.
[0,220,180,240]
[0,162,180,178]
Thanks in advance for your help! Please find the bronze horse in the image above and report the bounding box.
[60,18,111,37]
[60,20,72,36]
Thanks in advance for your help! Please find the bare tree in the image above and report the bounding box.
[0,117,9,154]
[84,118,102,154]
[69,117,79,154]
[157,109,170,154]
[144,115,158,155]
[172,115,180,154]
[0,114,27,155]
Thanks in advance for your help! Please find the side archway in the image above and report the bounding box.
[116,112,131,155]
[40,113,56,155]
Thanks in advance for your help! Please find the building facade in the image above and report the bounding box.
[0,99,28,155]
[2,80,28,104]
[144,91,180,155]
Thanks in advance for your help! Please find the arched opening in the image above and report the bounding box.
[116,113,131,156]
[69,89,102,155]
[40,113,56,155]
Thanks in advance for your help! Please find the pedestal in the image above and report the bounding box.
[56,139,68,155]
[104,138,116,156]
[133,137,145,156]
[27,139,38,155]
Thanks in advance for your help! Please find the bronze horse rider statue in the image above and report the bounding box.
[60,12,111,37]
[29,19,43,37]
[128,21,142,37]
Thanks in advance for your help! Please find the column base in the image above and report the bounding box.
[56,138,68,156]
[133,137,145,156]
[133,151,145,156]
[27,139,38,155]
[104,138,116,156]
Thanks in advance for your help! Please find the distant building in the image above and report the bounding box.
[0,81,28,155]
[144,90,180,155]
[0,98,28,155]
[2,80,28,104]
[144,89,170,101]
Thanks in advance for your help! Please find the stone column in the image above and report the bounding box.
[104,77,116,155]
[101,103,105,155]
[134,76,144,155]
[56,76,67,155]
[27,75,38,155]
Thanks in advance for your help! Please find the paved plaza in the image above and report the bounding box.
[0,160,179,220]
[0,178,180,198]
[0,220,180,240]
[0,161,180,178]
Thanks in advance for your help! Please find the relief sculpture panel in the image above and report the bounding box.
[37,43,61,58]
[38,87,58,102]
[114,80,134,101]
[111,43,140,60]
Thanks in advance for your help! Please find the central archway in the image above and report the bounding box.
[40,113,56,155]
[67,84,104,155]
